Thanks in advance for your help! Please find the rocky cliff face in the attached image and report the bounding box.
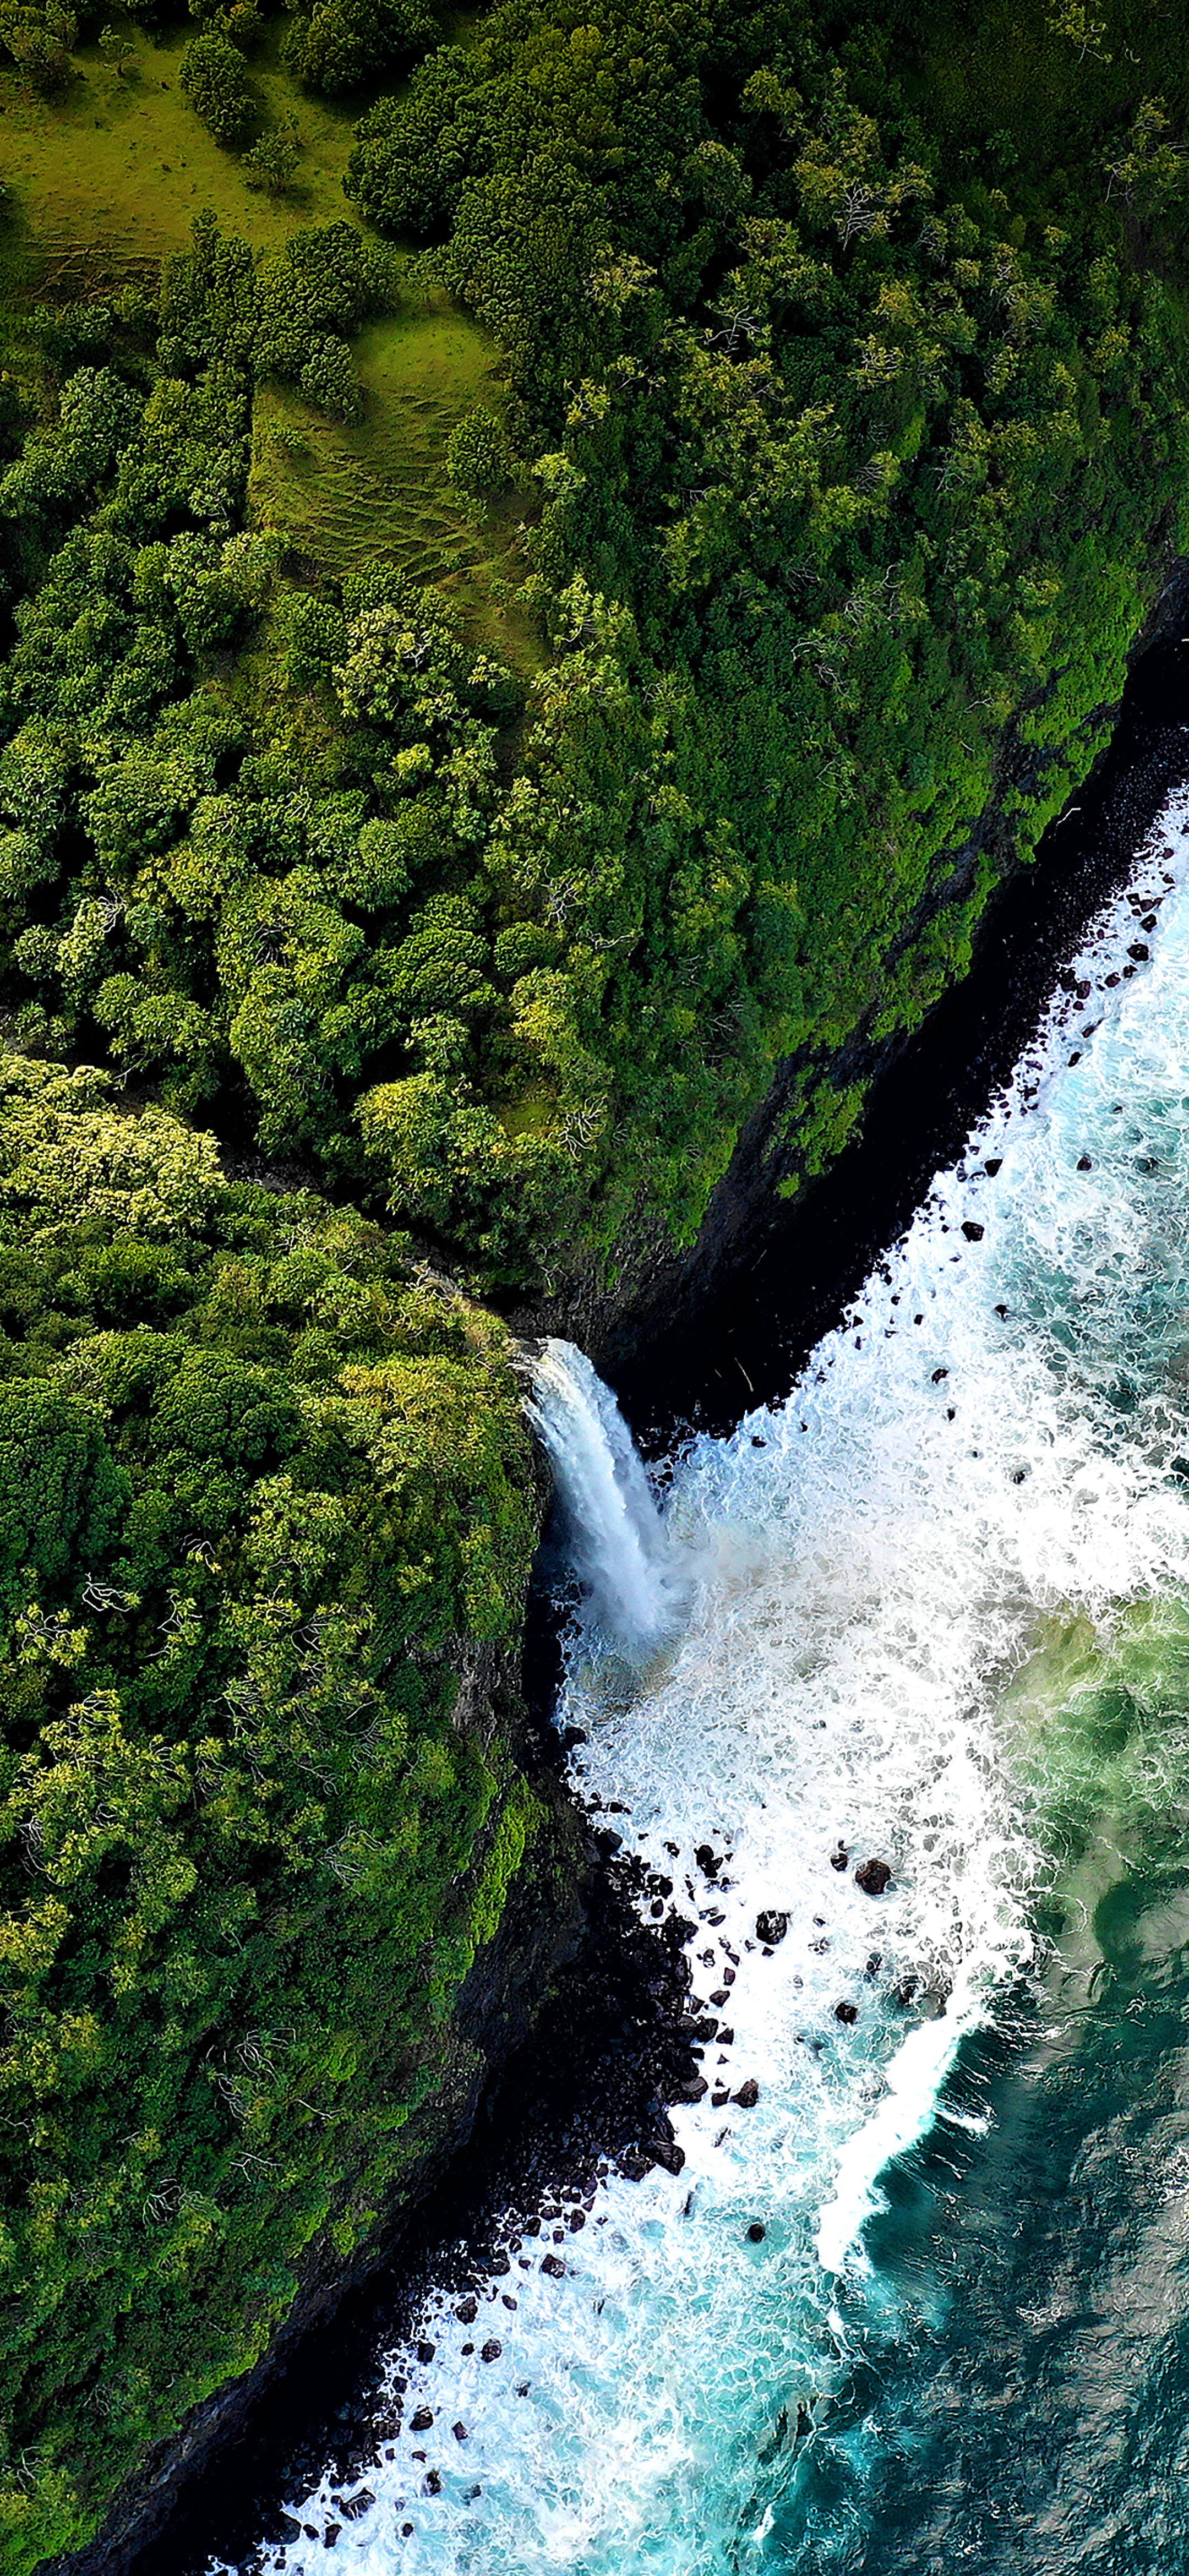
[596,555,1189,1439]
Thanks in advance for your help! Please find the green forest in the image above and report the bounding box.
[1,0,1188,2560]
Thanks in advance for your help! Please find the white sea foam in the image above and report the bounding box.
[217,794,1189,2575]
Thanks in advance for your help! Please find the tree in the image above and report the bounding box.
[179,28,257,146]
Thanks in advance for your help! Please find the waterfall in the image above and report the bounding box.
[521,1337,674,1653]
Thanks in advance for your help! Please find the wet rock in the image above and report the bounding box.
[675,2074,708,2103]
[1129,942,1150,961]
[830,1844,849,1871]
[340,2491,374,2522]
[481,2341,502,2363]
[712,2089,730,2107]
[1077,1155,1093,1171]
[710,1989,730,2007]
[755,1910,788,1946]
[696,1844,722,1878]
[854,1857,892,1896]
[426,2470,441,2496]
[416,2340,436,2365]
[717,2026,734,2046]
[455,2297,478,2326]
[864,1952,882,1978]
[733,2078,760,2108]
[410,2408,434,2434]
[324,2528,341,2550]
[931,1367,948,1384]
[683,2014,719,2043]
[746,2221,766,2243]
[961,1220,984,1243]
[568,2209,586,2230]
[833,2000,859,2025]
[541,2251,566,2274]
[454,2423,468,2442]
[649,2137,686,2176]
[984,1157,1002,1176]
[620,2149,652,2181]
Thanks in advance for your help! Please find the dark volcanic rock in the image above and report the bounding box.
[833,2001,859,2026]
[755,1911,788,1946]
[854,1858,892,1896]
[733,2080,760,2109]
[648,2138,686,2176]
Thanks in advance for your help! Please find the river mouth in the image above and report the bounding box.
[139,641,1189,2576]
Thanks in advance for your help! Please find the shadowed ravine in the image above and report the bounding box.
[136,665,1189,2570]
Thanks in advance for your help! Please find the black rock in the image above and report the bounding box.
[733,2078,760,2108]
[481,2341,502,2363]
[696,1844,721,1877]
[454,2423,468,2442]
[746,2221,766,2243]
[455,2297,478,2325]
[649,2137,686,2175]
[755,1910,789,1946]
[834,2000,859,2025]
[416,2341,436,2365]
[961,1220,985,1242]
[830,1845,849,1871]
[854,1857,892,1895]
[541,2251,566,2274]
[410,2408,434,2434]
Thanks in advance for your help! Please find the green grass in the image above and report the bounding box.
[250,301,543,668]
[0,25,364,283]
[0,19,543,665]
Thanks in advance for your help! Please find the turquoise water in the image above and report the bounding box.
[219,793,1189,2574]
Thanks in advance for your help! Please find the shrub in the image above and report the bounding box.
[446,402,520,499]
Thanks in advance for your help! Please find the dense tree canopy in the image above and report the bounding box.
[0,1057,538,2571]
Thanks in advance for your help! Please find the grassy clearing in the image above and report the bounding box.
[250,301,543,669]
[0,25,364,284]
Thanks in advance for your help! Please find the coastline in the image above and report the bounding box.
[63,574,1189,2576]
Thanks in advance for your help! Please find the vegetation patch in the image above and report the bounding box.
[0,26,367,280]
[250,298,539,665]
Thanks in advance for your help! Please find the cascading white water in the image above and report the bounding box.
[521,1338,675,1652]
[215,793,1189,2576]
